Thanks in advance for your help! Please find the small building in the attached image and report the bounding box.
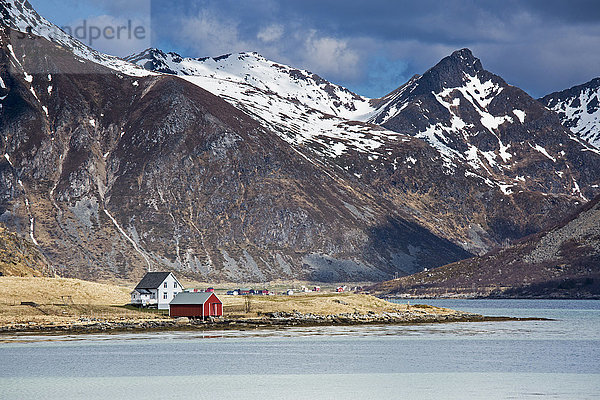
[169,292,223,319]
[130,272,183,309]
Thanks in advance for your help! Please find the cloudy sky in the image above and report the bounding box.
[30,0,600,98]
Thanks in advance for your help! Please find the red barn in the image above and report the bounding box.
[169,292,223,319]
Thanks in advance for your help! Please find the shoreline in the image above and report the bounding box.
[380,294,600,300]
[0,311,552,336]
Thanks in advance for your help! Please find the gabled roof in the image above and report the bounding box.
[135,272,173,289]
[170,292,221,305]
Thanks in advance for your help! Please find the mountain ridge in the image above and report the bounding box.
[128,47,592,256]
[370,194,600,298]
[540,77,600,149]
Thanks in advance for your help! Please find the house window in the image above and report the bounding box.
[174,282,178,288]
[164,282,168,288]
[163,293,168,300]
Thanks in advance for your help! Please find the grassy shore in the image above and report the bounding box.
[0,276,499,334]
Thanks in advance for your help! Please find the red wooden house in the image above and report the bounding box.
[169,292,223,319]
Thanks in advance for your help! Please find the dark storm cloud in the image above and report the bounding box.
[148,0,600,97]
[31,0,600,98]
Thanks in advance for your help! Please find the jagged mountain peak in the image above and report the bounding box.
[408,48,496,98]
[367,47,600,201]
[423,48,484,87]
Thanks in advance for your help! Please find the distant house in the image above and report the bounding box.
[131,272,183,309]
[169,292,223,319]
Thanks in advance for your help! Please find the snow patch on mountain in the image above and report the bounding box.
[541,78,600,149]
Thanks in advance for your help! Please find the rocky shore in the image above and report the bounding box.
[0,310,549,335]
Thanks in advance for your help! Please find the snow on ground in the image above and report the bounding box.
[530,143,556,162]
[513,109,526,123]
[132,51,375,120]
[545,85,600,149]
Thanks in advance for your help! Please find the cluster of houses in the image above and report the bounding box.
[130,272,222,319]
[226,288,270,296]
[130,271,361,319]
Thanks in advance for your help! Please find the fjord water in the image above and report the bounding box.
[1,300,599,399]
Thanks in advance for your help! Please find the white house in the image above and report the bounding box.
[131,272,183,309]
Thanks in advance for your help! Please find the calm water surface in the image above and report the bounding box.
[1,299,599,399]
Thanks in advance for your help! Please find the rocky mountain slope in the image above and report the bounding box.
[0,0,474,282]
[0,0,151,76]
[371,195,600,298]
[0,222,50,276]
[129,47,595,255]
[540,77,600,149]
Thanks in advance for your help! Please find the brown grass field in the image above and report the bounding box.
[0,276,453,329]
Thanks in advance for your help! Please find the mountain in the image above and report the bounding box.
[540,77,600,149]
[370,195,600,298]
[129,47,594,255]
[126,49,374,120]
[1,0,597,284]
[0,0,473,282]
[368,49,600,201]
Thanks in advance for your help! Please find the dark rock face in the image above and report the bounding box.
[371,195,600,298]
[540,77,600,149]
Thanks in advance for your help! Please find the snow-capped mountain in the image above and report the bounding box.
[128,49,374,120]
[129,47,595,256]
[0,0,598,282]
[540,77,600,149]
[0,0,475,282]
[0,0,152,76]
[367,48,600,200]
[127,49,393,163]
